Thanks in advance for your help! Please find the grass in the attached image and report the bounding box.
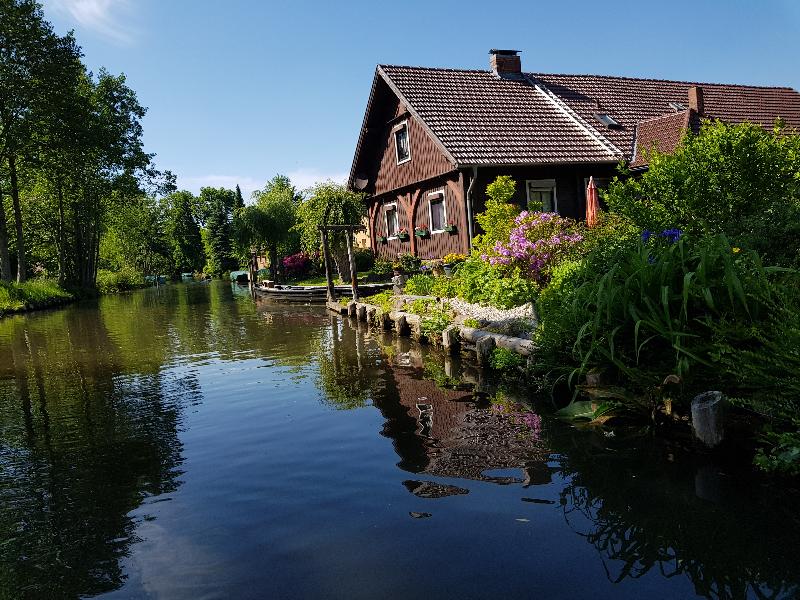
[0,279,74,316]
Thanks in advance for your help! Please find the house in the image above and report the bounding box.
[348,49,800,259]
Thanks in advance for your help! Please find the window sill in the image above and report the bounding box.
[396,157,411,166]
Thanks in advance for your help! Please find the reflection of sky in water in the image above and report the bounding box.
[0,282,798,599]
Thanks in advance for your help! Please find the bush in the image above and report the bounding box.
[96,267,147,294]
[489,347,524,371]
[393,253,421,274]
[354,248,375,272]
[405,274,435,296]
[474,176,521,255]
[604,120,800,267]
[483,211,584,285]
[282,252,312,278]
[455,255,537,309]
[371,259,393,277]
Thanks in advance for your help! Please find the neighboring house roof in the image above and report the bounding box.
[349,64,800,188]
[532,73,800,158]
[630,109,701,169]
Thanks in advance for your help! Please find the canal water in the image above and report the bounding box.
[0,282,798,599]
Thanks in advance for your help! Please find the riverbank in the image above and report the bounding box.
[0,280,75,318]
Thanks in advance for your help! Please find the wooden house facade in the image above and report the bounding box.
[349,50,800,260]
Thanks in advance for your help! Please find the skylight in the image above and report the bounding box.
[595,113,621,129]
[669,102,687,111]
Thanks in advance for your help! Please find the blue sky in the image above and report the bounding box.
[41,0,800,199]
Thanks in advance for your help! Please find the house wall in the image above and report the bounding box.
[373,108,455,196]
[370,172,468,261]
[468,164,618,223]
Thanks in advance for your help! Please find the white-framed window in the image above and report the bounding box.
[394,121,411,164]
[526,179,557,213]
[428,191,447,232]
[385,202,399,237]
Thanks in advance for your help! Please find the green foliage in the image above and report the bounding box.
[201,187,238,276]
[0,279,73,313]
[463,317,480,328]
[604,121,800,267]
[101,196,171,276]
[393,253,421,274]
[421,308,453,340]
[95,268,146,294]
[474,176,521,255]
[405,274,435,296]
[754,425,800,476]
[353,248,374,272]
[164,191,204,274]
[295,182,365,254]
[489,347,524,371]
[408,297,437,314]
[455,255,537,309]
[534,234,800,419]
[371,259,393,277]
[368,290,395,314]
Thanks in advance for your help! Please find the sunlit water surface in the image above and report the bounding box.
[0,282,798,599]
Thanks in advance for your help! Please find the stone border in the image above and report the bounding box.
[327,299,536,368]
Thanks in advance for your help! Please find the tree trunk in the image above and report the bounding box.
[57,180,66,285]
[8,155,27,282]
[333,244,352,284]
[0,182,12,282]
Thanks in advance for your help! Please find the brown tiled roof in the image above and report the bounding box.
[532,73,800,159]
[373,66,800,168]
[379,65,621,165]
[630,109,700,169]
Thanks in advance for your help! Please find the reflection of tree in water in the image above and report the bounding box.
[313,316,387,410]
[553,432,800,600]
[0,300,199,598]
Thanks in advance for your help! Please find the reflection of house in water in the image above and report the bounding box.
[372,346,553,493]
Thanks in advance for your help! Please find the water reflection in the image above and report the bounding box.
[0,284,797,599]
[334,318,800,600]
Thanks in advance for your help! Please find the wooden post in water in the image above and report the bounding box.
[320,228,336,303]
[346,227,359,302]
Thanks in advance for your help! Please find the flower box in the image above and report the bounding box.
[414,228,430,238]
[377,235,387,243]
[444,224,457,234]
[397,231,410,241]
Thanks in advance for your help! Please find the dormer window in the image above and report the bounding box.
[394,122,411,164]
[595,113,622,129]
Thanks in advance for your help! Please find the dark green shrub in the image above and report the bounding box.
[354,248,375,272]
[604,121,800,267]
[96,268,147,293]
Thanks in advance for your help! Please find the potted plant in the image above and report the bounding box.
[444,221,457,234]
[397,228,410,241]
[442,253,467,276]
[414,226,430,238]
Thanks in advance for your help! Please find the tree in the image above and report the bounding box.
[0,0,83,281]
[198,187,237,276]
[100,196,170,276]
[234,175,299,280]
[295,182,365,282]
[164,191,204,275]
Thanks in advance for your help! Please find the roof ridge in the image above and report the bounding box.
[379,64,489,74]
[529,71,798,92]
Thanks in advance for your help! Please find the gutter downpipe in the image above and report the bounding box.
[465,166,477,250]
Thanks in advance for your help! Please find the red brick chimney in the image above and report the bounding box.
[490,49,522,78]
[688,86,704,114]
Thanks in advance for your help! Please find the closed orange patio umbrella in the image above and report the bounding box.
[586,176,599,228]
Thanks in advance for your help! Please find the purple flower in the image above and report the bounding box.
[660,228,683,244]
[641,230,652,242]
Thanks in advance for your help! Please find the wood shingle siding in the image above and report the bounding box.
[374,112,455,196]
